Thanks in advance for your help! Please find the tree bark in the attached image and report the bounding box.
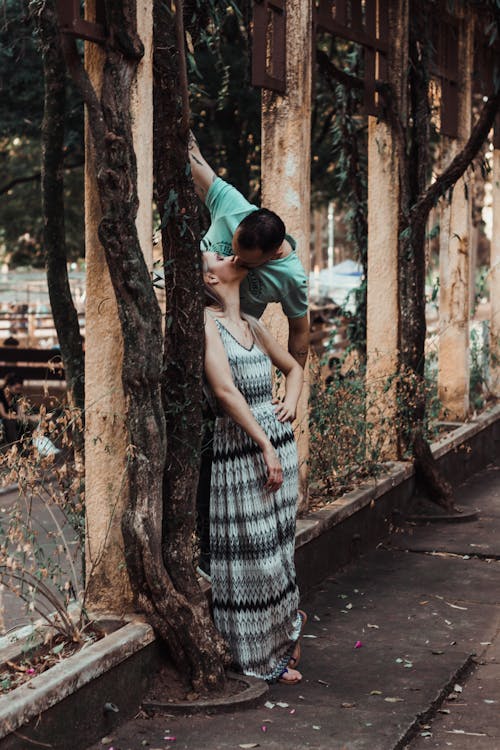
[62,0,228,692]
[31,0,85,415]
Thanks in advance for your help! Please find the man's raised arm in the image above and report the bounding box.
[188,131,217,202]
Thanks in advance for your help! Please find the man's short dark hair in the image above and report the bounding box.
[236,209,286,254]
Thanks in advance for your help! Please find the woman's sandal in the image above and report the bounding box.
[288,609,308,668]
[278,667,302,685]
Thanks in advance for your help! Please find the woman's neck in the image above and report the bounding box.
[218,286,242,321]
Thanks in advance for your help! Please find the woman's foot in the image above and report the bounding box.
[288,609,307,668]
[278,667,302,685]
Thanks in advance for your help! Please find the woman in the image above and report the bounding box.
[203,252,306,685]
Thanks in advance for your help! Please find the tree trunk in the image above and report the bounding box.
[62,0,228,691]
[32,0,85,415]
[154,0,228,684]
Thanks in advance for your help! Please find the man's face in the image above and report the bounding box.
[231,229,270,269]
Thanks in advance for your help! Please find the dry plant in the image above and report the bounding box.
[0,402,85,642]
[308,353,444,501]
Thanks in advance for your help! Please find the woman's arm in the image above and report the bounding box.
[204,315,283,492]
[258,325,304,423]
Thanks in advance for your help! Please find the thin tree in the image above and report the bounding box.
[30,0,85,414]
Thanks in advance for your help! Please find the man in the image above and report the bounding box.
[180,134,310,576]
[188,132,309,367]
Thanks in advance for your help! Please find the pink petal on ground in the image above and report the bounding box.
[355,641,363,649]
[261,725,268,732]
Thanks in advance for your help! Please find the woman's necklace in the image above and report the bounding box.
[222,316,253,348]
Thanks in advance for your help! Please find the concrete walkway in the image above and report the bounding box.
[86,461,500,750]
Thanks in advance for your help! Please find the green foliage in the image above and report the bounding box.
[470,323,491,411]
[0,0,84,266]
[189,1,261,204]
[313,38,368,355]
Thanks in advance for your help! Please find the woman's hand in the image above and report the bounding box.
[272,397,297,423]
[262,442,283,492]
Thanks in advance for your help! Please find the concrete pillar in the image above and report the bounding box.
[260,0,312,504]
[84,0,153,611]
[437,20,473,420]
[365,118,400,459]
[491,148,500,396]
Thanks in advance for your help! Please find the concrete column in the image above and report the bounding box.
[84,0,153,611]
[260,0,312,504]
[437,20,473,420]
[491,148,500,396]
[365,118,400,459]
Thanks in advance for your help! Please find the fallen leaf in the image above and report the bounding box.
[341,702,356,708]
[264,701,275,709]
[370,690,382,695]
[453,684,463,693]
[317,679,329,686]
[312,725,321,730]
[432,650,444,655]
[313,615,321,621]
[385,697,404,703]
[445,730,487,737]
[438,709,450,714]
[367,624,379,629]
[484,699,496,704]
[445,602,467,610]
[420,732,432,737]
[101,740,114,746]
[239,745,260,749]
[276,702,289,708]
[346,603,353,610]
[303,635,318,639]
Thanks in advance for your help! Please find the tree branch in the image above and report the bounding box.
[316,49,363,90]
[412,89,500,225]
[0,158,84,196]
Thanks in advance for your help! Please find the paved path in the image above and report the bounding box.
[86,461,500,750]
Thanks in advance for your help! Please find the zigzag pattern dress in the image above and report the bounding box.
[209,319,302,682]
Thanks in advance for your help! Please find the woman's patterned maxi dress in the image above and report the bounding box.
[209,319,302,682]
